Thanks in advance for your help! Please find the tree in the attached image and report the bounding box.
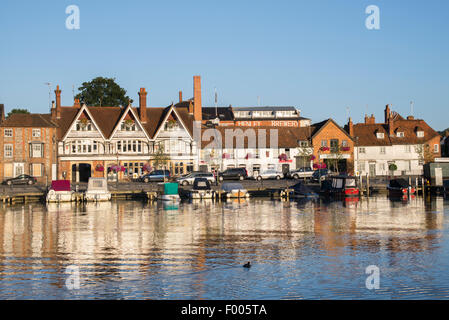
[415,144,434,164]
[75,77,130,107]
[7,108,29,118]
[152,143,170,169]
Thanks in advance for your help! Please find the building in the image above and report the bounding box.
[310,119,355,174]
[200,125,314,176]
[53,76,202,182]
[202,106,311,127]
[349,105,441,177]
[0,104,58,183]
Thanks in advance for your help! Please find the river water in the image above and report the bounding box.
[0,196,448,299]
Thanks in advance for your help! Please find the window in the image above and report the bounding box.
[376,132,384,139]
[330,139,339,152]
[380,147,386,154]
[359,147,366,154]
[299,140,309,147]
[357,161,365,172]
[379,163,386,172]
[405,145,411,153]
[434,144,439,153]
[417,131,424,138]
[4,163,13,177]
[30,143,43,158]
[321,140,328,147]
[30,163,42,177]
[70,140,98,154]
[4,144,13,157]
[342,140,348,147]
[32,129,41,138]
[4,129,13,137]
[76,120,94,131]
[397,132,404,137]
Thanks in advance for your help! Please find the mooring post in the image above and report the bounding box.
[366,173,370,196]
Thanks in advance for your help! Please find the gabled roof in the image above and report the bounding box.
[311,118,353,141]
[353,118,441,146]
[1,113,57,128]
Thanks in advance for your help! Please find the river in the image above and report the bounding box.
[0,196,448,299]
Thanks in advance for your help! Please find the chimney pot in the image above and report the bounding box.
[193,76,202,121]
[179,91,183,103]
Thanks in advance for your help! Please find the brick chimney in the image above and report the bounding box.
[384,104,391,123]
[193,75,202,121]
[0,104,4,122]
[364,115,369,124]
[179,91,183,103]
[74,98,81,108]
[348,117,354,136]
[388,116,394,136]
[54,85,62,119]
[138,88,148,123]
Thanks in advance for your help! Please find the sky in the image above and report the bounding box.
[0,0,448,130]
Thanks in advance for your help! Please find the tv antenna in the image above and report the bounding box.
[410,100,414,116]
[44,82,51,110]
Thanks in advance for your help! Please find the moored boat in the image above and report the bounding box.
[321,175,359,197]
[85,177,111,201]
[189,178,214,199]
[221,182,249,198]
[289,181,319,198]
[46,180,74,203]
[159,182,180,202]
[387,178,415,197]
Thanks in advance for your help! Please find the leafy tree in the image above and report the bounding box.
[415,144,435,164]
[152,143,170,169]
[75,77,130,107]
[7,108,29,118]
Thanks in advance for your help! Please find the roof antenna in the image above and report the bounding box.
[72,85,75,101]
[214,87,218,118]
[410,100,414,116]
[44,82,51,110]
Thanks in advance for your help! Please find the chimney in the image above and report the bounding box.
[54,85,62,119]
[348,117,354,137]
[74,98,81,108]
[407,115,414,120]
[388,116,394,136]
[0,104,4,122]
[384,104,391,123]
[138,88,148,123]
[364,114,369,124]
[179,91,183,103]
[193,75,202,121]
[370,114,375,124]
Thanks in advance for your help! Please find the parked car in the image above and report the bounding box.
[140,170,170,183]
[254,169,283,181]
[177,172,215,186]
[286,167,314,180]
[2,174,37,185]
[310,169,333,182]
[218,168,248,181]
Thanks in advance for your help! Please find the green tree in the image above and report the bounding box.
[152,143,170,169]
[75,77,130,107]
[7,108,29,118]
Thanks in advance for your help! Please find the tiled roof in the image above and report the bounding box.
[0,113,57,128]
[202,107,234,121]
[353,119,441,146]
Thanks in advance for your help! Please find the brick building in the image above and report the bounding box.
[0,104,58,184]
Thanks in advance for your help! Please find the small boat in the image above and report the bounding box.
[221,182,249,198]
[85,177,111,202]
[321,175,359,197]
[189,178,215,199]
[387,178,415,197]
[46,180,74,203]
[289,182,319,198]
[159,182,180,201]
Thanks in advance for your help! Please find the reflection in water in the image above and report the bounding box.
[0,196,447,299]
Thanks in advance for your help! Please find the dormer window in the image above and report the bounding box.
[76,120,93,131]
[376,132,384,139]
[396,132,404,138]
[417,131,424,138]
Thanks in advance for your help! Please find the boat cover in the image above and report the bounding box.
[193,178,211,190]
[221,183,244,192]
[163,183,179,195]
[51,180,71,192]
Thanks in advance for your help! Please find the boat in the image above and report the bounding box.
[159,182,180,201]
[189,178,215,199]
[387,178,416,197]
[85,177,111,202]
[46,180,74,203]
[289,181,319,198]
[321,175,359,197]
[221,182,249,198]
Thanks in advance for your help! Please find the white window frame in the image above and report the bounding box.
[4,144,13,158]
[397,132,404,138]
[359,147,366,154]
[434,144,439,153]
[4,129,13,137]
[376,132,384,139]
[32,129,41,138]
[380,147,386,154]
[417,131,424,138]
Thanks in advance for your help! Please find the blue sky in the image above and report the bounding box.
[0,0,448,130]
